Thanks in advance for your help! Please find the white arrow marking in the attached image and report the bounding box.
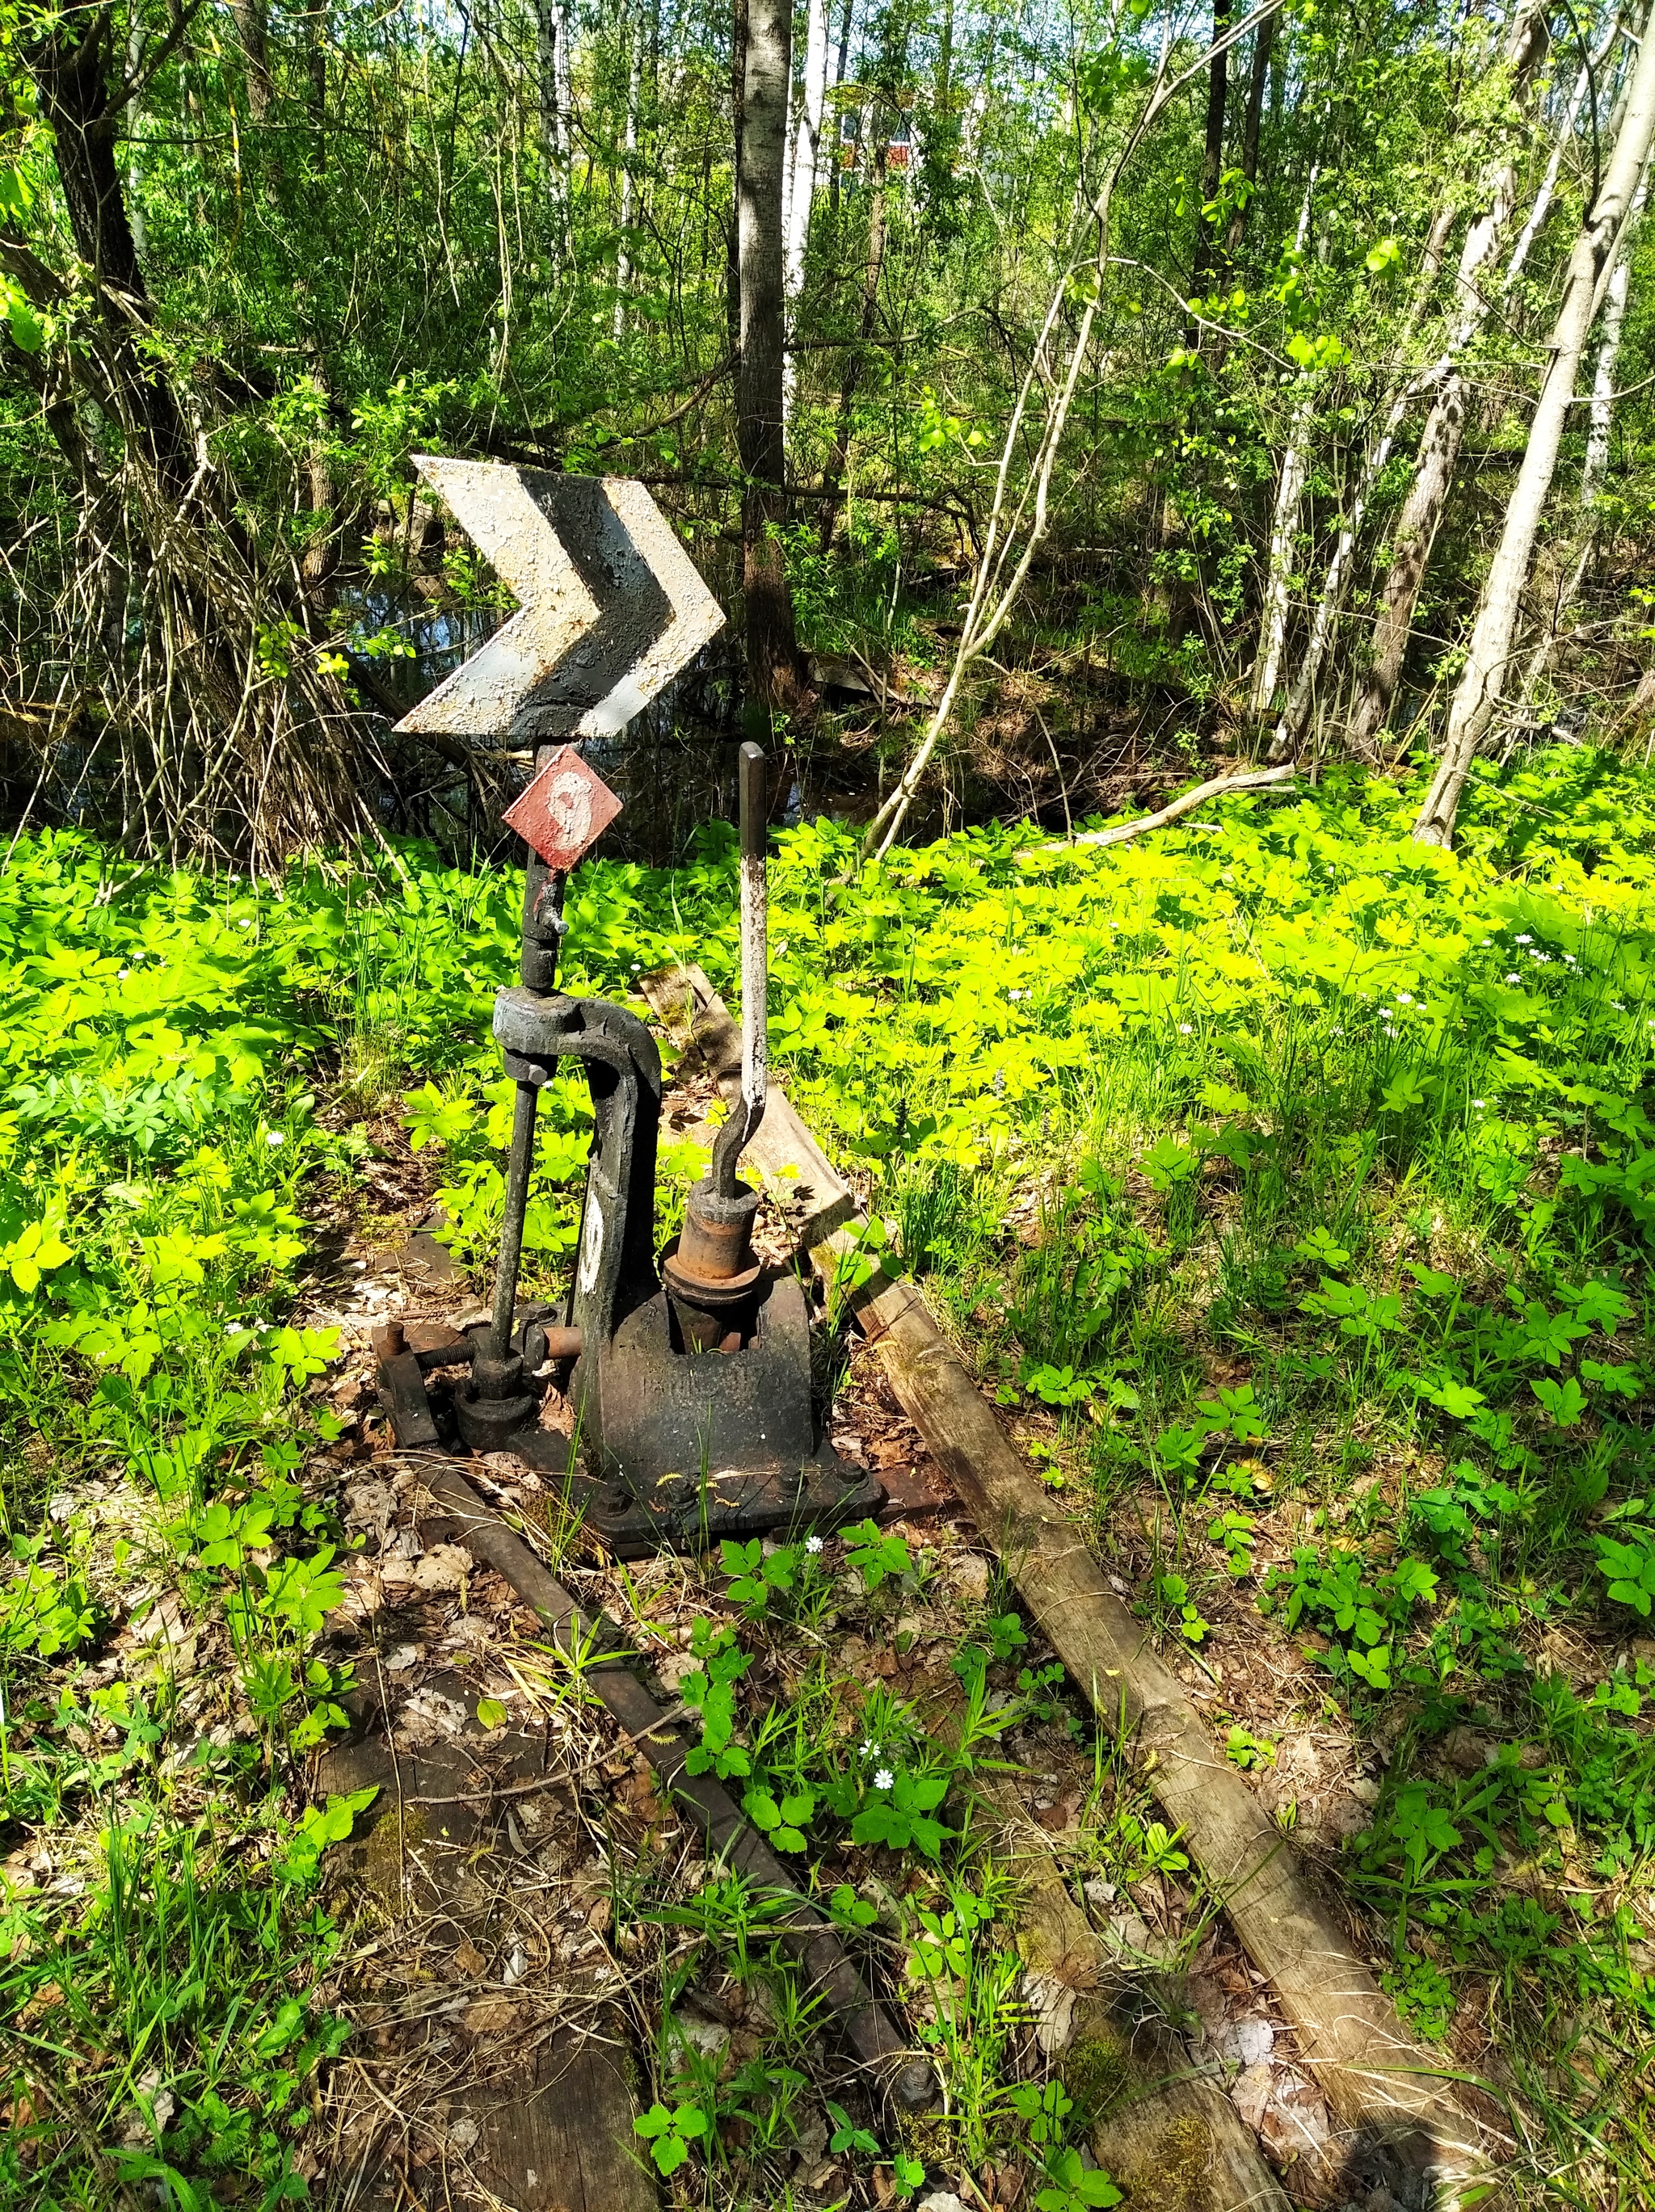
[395,459,600,739]
[394,459,724,742]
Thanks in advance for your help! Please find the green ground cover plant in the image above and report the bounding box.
[2,742,1655,2201]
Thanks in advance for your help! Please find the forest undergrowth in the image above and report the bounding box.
[4,746,1655,2207]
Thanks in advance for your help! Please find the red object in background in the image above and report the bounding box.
[886,141,911,170]
[501,744,623,871]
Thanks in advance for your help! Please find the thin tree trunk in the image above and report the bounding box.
[1188,0,1232,318]
[1583,162,1649,503]
[727,0,747,372]
[229,0,274,121]
[781,0,829,427]
[537,0,572,251]
[1505,15,1622,295]
[1349,5,1551,751]
[1223,11,1275,257]
[1414,6,1655,846]
[737,0,806,712]
[613,14,643,339]
[1249,166,1317,720]
[819,132,886,554]
[307,2,327,171]
[828,0,853,214]
[1265,204,1456,759]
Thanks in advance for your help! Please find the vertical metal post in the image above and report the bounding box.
[738,741,769,1142]
[710,741,769,1196]
[486,767,569,1372]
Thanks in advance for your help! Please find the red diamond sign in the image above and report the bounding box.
[501,746,622,871]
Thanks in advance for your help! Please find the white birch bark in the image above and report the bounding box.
[1350,11,1552,749]
[537,0,573,249]
[1505,15,1623,294]
[1266,208,1457,758]
[1249,165,1319,721]
[1414,3,1655,845]
[782,0,830,427]
[1583,162,1650,502]
[613,16,644,339]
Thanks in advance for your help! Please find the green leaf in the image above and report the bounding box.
[1531,1376,1587,1426]
[475,1697,509,1729]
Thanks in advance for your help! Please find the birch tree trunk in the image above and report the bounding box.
[1248,165,1317,721]
[1348,5,1550,751]
[738,0,806,710]
[1505,15,1622,295]
[1413,8,1655,846]
[1265,204,1456,758]
[1250,388,1313,719]
[613,15,643,339]
[1583,163,1650,503]
[781,0,830,427]
[537,0,573,251]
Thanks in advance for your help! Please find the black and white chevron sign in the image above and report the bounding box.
[394,458,724,742]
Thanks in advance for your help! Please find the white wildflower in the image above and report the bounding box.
[860,1739,879,1757]
[117,969,129,980]
[1177,1022,1193,1035]
[874,1767,895,1790]
[266,1131,285,1148]
[1515,933,1533,944]
[805,1535,823,1555]
[1506,974,1521,985]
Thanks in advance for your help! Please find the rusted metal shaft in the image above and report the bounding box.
[710,741,769,1198]
[487,1078,540,1365]
[485,793,569,1374]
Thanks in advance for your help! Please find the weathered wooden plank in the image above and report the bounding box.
[318,1720,656,2210]
[854,1276,1486,2184]
[451,2029,658,2212]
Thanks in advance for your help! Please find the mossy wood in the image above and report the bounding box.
[645,963,1495,2192]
